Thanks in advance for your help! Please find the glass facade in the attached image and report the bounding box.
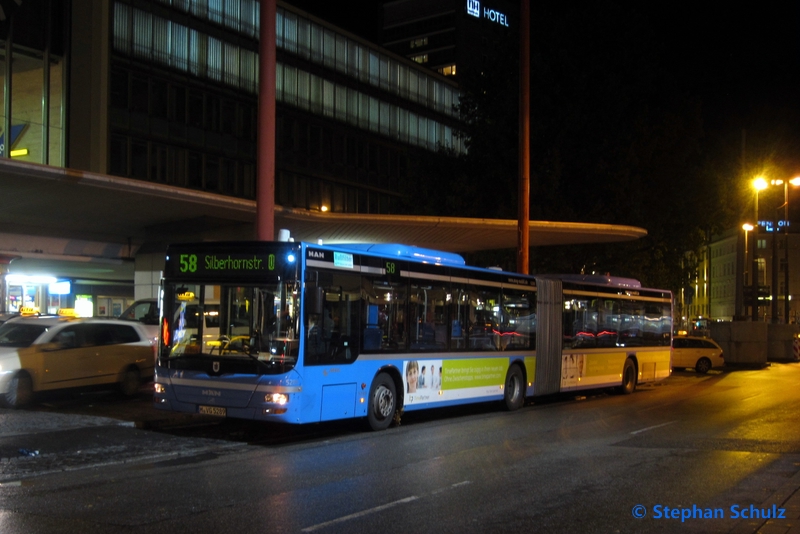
[0,0,66,166]
[112,2,463,154]
[107,0,464,214]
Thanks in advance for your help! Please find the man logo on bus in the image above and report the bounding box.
[467,0,480,17]
[213,361,220,373]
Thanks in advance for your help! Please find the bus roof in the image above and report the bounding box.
[543,274,642,289]
[330,243,466,267]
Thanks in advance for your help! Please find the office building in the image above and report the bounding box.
[0,0,465,314]
[381,0,516,79]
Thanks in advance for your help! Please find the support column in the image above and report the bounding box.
[134,253,165,301]
[256,0,277,241]
[517,0,530,275]
[0,255,20,314]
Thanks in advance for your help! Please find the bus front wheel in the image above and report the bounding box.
[367,372,397,431]
[619,358,637,394]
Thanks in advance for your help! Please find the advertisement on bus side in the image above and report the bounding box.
[403,358,508,405]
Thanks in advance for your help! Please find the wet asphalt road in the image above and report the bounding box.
[1,365,800,533]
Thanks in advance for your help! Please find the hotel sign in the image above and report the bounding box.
[466,0,510,27]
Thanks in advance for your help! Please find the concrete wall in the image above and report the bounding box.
[134,252,165,300]
[767,324,800,362]
[710,322,768,365]
[709,322,800,364]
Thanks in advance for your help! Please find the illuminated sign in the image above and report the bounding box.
[0,124,26,157]
[6,274,57,284]
[466,0,509,27]
[176,253,272,274]
[164,245,300,280]
[333,252,354,269]
[48,281,71,295]
[203,254,266,271]
[759,220,792,232]
[75,296,93,317]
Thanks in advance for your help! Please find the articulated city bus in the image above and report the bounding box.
[154,241,673,430]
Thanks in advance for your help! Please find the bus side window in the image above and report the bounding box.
[305,270,361,365]
[467,287,501,351]
[360,274,406,353]
[500,289,535,350]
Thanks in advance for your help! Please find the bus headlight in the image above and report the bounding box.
[265,393,288,405]
[154,383,166,394]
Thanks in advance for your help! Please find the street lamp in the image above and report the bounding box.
[752,178,768,321]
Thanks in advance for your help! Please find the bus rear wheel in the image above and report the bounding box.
[503,364,525,411]
[367,372,396,431]
[619,358,637,394]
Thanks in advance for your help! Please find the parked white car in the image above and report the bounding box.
[0,314,155,408]
[672,335,724,374]
[118,298,160,343]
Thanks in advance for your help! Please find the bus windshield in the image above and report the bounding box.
[161,281,300,373]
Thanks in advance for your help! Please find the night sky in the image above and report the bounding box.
[279,1,800,281]
[652,3,800,131]
[286,1,800,144]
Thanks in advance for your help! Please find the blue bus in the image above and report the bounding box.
[154,241,672,430]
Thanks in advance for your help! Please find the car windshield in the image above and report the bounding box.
[0,323,49,347]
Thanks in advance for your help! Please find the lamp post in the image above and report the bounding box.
[777,177,800,323]
[742,223,753,318]
[771,182,779,324]
[752,178,768,321]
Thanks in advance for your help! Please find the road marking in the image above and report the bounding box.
[630,421,677,435]
[302,481,471,532]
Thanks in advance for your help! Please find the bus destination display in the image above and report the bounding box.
[165,245,298,279]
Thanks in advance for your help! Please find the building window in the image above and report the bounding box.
[438,64,457,76]
[130,140,149,179]
[411,54,428,64]
[410,37,428,49]
[110,135,128,176]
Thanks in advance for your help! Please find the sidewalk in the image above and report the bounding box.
[730,466,800,534]
[0,407,245,483]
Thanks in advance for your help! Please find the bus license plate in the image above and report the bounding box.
[199,405,226,417]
